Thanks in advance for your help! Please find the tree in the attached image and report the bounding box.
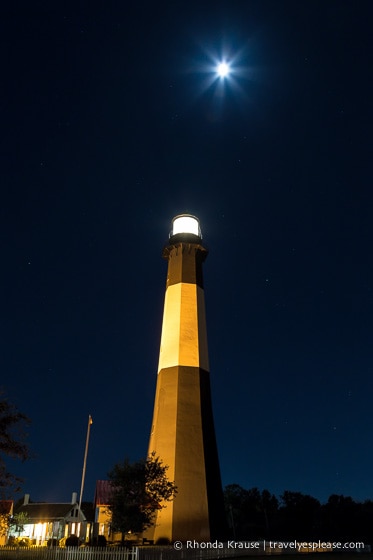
[0,394,30,497]
[10,512,29,538]
[107,452,177,540]
[279,491,321,539]
[0,501,14,539]
[260,489,279,535]
[224,484,278,540]
[321,494,357,540]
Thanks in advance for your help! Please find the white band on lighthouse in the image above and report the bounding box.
[158,283,209,372]
[172,215,201,238]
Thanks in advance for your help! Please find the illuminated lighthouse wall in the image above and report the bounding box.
[147,215,226,543]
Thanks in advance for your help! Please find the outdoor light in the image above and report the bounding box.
[171,214,201,238]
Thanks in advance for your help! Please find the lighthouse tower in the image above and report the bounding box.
[147,215,226,543]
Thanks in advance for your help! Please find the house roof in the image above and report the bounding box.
[94,480,113,506]
[16,503,82,521]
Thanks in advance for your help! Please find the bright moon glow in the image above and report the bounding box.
[217,62,230,78]
[172,215,201,237]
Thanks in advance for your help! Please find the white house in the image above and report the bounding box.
[9,492,89,546]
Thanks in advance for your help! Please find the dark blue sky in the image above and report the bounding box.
[2,0,373,505]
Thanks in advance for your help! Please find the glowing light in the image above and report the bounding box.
[191,44,251,104]
[216,62,230,78]
[172,215,201,238]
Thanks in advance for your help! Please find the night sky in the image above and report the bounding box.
[2,1,373,506]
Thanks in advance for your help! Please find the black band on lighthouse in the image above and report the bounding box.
[163,242,207,288]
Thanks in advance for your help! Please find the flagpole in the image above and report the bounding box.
[79,414,93,511]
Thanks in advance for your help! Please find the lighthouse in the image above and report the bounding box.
[147,214,226,543]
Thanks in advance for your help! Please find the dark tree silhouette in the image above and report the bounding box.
[320,494,373,542]
[108,453,177,542]
[224,483,373,545]
[260,489,279,535]
[279,491,321,539]
[224,484,278,539]
[0,394,30,497]
[357,500,373,545]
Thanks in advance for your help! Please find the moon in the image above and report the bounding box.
[216,62,230,78]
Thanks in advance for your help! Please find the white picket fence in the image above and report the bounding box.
[0,544,268,560]
[0,547,138,560]
[137,546,258,560]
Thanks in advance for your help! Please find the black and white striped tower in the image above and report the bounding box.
[147,214,226,543]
